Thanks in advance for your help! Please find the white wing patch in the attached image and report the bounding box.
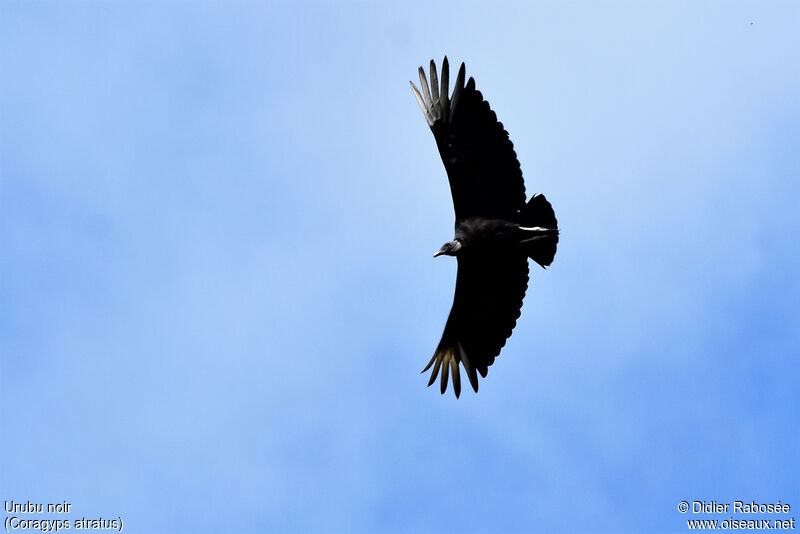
[409,57,465,128]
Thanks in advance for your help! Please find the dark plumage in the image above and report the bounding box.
[411,57,559,398]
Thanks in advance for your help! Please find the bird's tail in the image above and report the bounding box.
[519,194,559,268]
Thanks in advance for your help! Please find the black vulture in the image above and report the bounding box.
[410,57,559,398]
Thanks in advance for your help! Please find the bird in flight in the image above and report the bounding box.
[410,57,559,398]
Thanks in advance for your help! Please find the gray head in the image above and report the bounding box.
[433,239,462,258]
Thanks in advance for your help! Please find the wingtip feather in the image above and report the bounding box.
[427,354,443,387]
[418,66,432,108]
[421,353,436,373]
[440,352,450,395]
[458,343,479,393]
[450,62,466,118]
[440,57,450,121]
[450,357,461,398]
[429,59,440,105]
[410,81,434,126]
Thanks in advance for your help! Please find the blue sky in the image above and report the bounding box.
[2,2,798,532]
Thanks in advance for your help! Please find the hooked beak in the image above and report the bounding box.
[434,240,460,258]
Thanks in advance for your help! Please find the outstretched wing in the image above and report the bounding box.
[421,252,529,397]
[410,58,526,222]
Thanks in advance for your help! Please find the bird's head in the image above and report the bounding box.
[433,239,462,258]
